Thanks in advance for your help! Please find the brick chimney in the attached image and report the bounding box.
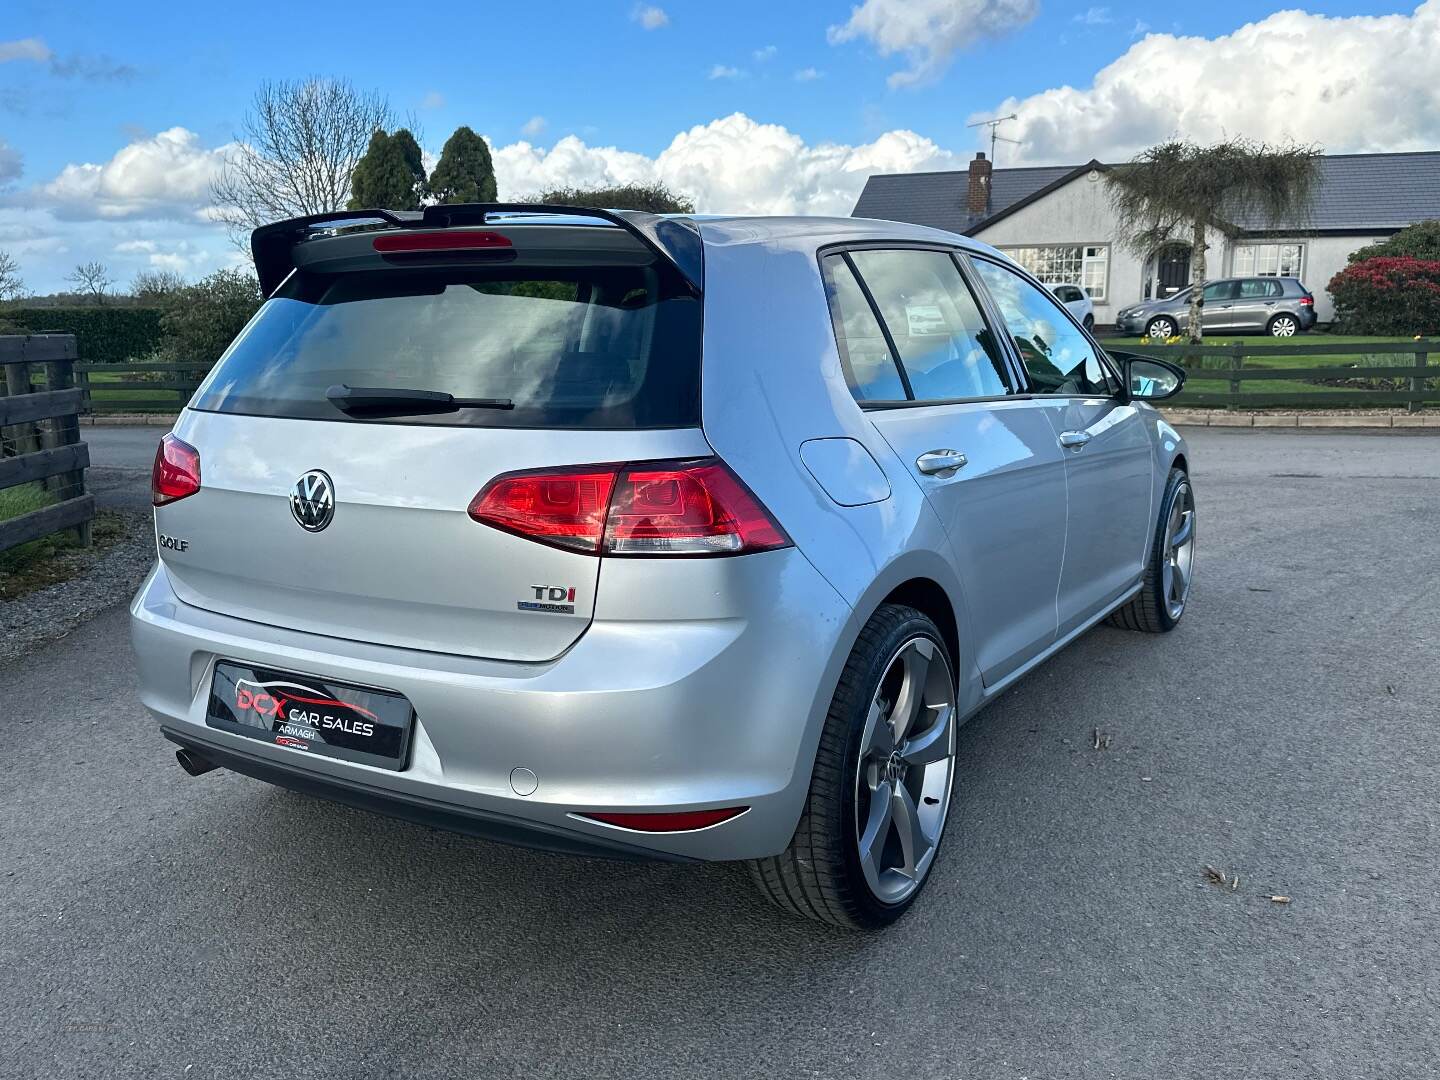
[966,152,992,216]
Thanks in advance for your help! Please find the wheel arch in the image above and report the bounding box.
[878,577,960,678]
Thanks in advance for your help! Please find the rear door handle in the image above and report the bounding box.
[1058,430,1093,449]
[915,450,968,476]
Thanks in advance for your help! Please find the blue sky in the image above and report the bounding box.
[2,0,1436,291]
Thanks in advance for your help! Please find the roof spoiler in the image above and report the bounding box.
[250,203,704,298]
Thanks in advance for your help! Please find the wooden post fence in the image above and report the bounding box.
[0,334,93,553]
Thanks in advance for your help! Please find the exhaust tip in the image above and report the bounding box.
[175,747,219,777]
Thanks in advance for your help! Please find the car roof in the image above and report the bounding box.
[691,214,1004,257]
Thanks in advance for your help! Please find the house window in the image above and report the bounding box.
[1000,245,1110,302]
[1233,243,1304,278]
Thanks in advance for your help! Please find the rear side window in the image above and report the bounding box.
[1238,279,1283,298]
[191,265,701,428]
[823,255,908,401]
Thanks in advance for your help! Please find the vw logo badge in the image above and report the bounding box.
[290,470,335,532]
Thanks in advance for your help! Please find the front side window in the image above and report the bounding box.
[1203,280,1238,302]
[848,249,1011,402]
[822,255,907,401]
[1001,244,1110,302]
[973,258,1115,397]
[1233,242,1304,278]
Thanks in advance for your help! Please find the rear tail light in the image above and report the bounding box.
[577,807,749,832]
[152,434,201,506]
[1299,295,1314,306]
[468,458,789,557]
[467,467,616,553]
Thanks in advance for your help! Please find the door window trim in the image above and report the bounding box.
[816,240,1028,409]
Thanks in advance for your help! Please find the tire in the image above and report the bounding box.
[1107,467,1196,633]
[1146,316,1177,340]
[749,604,957,930]
[1082,313,1095,332]
[1268,313,1299,337]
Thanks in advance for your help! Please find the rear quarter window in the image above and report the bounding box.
[191,265,702,429]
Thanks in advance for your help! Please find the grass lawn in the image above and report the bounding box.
[0,482,124,600]
[1098,333,1436,405]
[83,368,197,410]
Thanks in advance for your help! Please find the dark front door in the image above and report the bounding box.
[1156,245,1190,297]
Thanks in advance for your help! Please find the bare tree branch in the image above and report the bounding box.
[0,249,24,302]
[66,260,113,302]
[209,78,393,250]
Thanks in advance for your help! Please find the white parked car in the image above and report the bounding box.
[1050,284,1094,331]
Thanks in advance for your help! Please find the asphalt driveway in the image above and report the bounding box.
[2,428,1437,1079]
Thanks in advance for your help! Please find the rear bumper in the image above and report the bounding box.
[131,550,853,863]
[160,726,695,862]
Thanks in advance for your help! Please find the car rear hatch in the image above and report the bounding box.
[156,213,708,662]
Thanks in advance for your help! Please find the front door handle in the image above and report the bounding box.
[915,449,968,476]
[1058,430,1093,449]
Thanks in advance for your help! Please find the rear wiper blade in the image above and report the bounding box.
[325,384,514,416]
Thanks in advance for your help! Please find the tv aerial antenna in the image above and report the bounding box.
[967,114,1019,163]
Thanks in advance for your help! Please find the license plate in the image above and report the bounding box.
[206,661,414,771]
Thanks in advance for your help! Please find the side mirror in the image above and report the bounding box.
[1120,354,1186,402]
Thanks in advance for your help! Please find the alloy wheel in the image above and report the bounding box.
[1162,481,1196,619]
[1149,318,1177,340]
[854,636,956,906]
[1270,315,1298,337]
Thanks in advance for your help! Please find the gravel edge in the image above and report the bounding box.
[0,509,154,668]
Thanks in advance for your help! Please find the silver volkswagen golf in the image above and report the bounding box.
[132,205,1194,929]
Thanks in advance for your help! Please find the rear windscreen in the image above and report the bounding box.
[191,265,702,428]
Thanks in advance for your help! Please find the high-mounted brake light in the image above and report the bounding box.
[467,458,789,557]
[152,433,201,506]
[372,230,512,254]
[577,807,749,832]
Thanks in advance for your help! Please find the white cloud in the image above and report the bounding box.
[420,90,445,110]
[1072,7,1112,25]
[1130,20,1151,38]
[794,67,824,82]
[113,238,210,273]
[32,127,233,221]
[0,139,21,184]
[753,45,778,62]
[0,38,50,63]
[521,115,547,137]
[709,64,746,80]
[493,112,960,216]
[632,4,668,30]
[827,0,1040,87]
[989,0,1440,165]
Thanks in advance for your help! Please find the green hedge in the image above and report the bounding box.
[0,307,164,364]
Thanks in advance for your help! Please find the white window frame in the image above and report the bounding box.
[1232,242,1304,278]
[999,244,1110,302]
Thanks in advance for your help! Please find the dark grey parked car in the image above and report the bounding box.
[1115,277,1317,338]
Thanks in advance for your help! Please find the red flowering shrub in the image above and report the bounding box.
[1328,257,1440,335]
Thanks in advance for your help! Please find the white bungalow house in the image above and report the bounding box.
[851,151,1440,325]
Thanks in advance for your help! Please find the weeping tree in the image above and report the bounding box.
[1106,139,1321,341]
